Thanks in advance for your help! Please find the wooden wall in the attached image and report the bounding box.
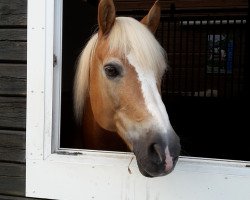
[0,0,35,199]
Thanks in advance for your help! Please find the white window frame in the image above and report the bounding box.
[26,0,250,199]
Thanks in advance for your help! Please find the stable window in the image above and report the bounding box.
[26,0,250,199]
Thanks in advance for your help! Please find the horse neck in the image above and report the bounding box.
[81,96,129,151]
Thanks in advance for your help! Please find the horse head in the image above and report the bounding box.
[74,0,181,177]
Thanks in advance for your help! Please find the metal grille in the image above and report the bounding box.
[160,15,247,99]
[118,8,248,99]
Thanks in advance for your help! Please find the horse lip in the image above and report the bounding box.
[134,152,166,177]
[135,157,154,177]
[134,150,179,177]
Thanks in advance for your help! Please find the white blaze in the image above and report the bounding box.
[127,53,171,134]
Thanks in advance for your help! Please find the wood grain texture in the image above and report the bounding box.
[0,97,26,130]
[0,0,28,198]
[0,64,27,96]
[0,147,25,163]
[0,0,27,26]
[0,130,25,163]
[0,163,25,196]
[0,41,27,61]
[0,130,25,149]
[0,29,26,41]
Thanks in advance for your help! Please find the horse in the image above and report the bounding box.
[74,0,181,177]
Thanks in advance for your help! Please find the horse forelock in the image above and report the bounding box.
[109,17,168,81]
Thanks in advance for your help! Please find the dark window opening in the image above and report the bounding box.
[60,0,98,149]
[60,0,249,161]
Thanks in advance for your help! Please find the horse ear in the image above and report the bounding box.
[98,0,116,36]
[141,1,161,34]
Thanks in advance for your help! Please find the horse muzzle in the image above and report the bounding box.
[132,130,181,177]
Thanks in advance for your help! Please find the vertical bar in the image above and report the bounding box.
[161,19,164,47]
[190,17,196,96]
[184,20,190,96]
[160,19,166,94]
[216,19,222,98]
[27,0,47,161]
[178,19,183,96]
[224,19,230,98]
[244,18,249,98]
[197,19,202,97]
[237,19,243,96]
[204,18,209,97]
[230,19,236,97]
[167,16,171,52]
[52,0,63,151]
[172,16,177,95]
[166,15,171,96]
[210,19,216,97]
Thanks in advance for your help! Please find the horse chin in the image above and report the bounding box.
[136,159,157,178]
[133,143,179,177]
[136,157,177,178]
[137,163,153,178]
[136,158,175,178]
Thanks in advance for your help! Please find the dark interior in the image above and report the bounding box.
[60,0,249,161]
[60,0,98,148]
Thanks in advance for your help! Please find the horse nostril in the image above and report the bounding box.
[150,143,165,164]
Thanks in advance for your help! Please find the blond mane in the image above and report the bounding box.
[74,34,98,122]
[74,17,168,122]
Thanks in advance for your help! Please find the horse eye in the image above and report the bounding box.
[104,65,120,78]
